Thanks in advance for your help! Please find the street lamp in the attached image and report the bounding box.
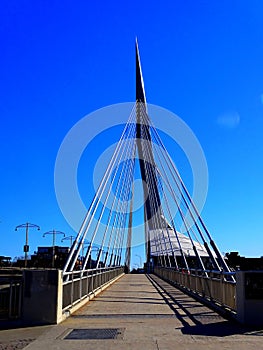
[43,229,65,268]
[61,235,76,246]
[15,222,40,267]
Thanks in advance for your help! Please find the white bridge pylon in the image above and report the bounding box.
[63,41,233,279]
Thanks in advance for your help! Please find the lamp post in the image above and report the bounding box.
[61,235,76,246]
[15,222,40,267]
[43,230,65,268]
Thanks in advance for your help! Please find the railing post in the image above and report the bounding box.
[210,272,213,301]
[18,282,22,318]
[79,272,82,301]
[61,266,124,315]
[8,281,13,318]
[221,272,225,306]
[85,271,89,295]
[70,272,74,306]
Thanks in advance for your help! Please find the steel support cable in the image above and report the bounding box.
[112,147,136,266]
[103,155,134,267]
[108,145,136,263]
[137,124,165,264]
[136,103,163,264]
[147,119,221,271]
[96,153,135,268]
[125,176,134,269]
[82,117,137,270]
[145,124,204,272]
[127,157,136,267]
[146,166,178,267]
[106,194,127,266]
[143,206,157,262]
[144,158,172,268]
[63,105,137,273]
[140,109,179,267]
[152,142,212,273]
[106,132,137,266]
[147,118,209,244]
[156,168,206,272]
[116,147,136,263]
[150,133,218,272]
[139,115,171,267]
[136,103,162,227]
[117,201,132,264]
[136,103,161,260]
[84,111,136,245]
[149,123,225,271]
[70,107,137,272]
[145,208,162,263]
[148,151,182,269]
[98,139,135,267]
[80,117,137,271]
[117,161,136,266]
[156,179,205,251]
[140,109,187,268]
[139,127,167,264]
[95,157,135,268]
[95,122,137,268]
[154,173,180,269]
[141,138,171,267]
[114,170,134,259]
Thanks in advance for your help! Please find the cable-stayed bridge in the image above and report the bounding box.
[62,40,233,280]
[54,40,242,323]
[2,42,263,333]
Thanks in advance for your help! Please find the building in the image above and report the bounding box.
[225,251,263,270]
[30,246,70,268]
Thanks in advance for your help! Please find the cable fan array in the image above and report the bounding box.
[63,101,232,278]
[137,103,231,275]
[63,104,137,273]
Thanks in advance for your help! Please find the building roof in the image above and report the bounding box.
[149,228,216,258]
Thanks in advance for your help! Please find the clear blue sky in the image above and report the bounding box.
[1,1,263,265]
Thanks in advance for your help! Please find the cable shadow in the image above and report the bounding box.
[147,274,263,337]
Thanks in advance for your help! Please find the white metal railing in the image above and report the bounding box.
[154,266,236,311]
[62,266,124,310]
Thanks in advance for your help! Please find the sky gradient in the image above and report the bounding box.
[1,1,263,267]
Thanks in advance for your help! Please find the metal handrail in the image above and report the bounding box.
[62,266,124,311]
[154,266,237,311]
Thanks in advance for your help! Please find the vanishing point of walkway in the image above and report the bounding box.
[2,274,263,350]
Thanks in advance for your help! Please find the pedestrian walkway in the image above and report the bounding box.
[2,274,263,350]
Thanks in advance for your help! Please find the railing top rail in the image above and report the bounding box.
[62,265,123,277]
[155,266,236,276]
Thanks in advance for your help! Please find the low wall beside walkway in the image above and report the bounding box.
[236,271,263,326]
[22,269,63,325]
[21,267,124,325]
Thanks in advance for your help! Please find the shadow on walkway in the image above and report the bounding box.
[147,274,263,337]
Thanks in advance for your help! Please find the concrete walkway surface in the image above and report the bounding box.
[1,274,263,350]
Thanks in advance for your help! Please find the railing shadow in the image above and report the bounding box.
[147,274,263,337]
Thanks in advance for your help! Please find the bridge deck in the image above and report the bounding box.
[24,274,262,349]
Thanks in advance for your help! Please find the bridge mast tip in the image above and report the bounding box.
[136,39,146,104]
